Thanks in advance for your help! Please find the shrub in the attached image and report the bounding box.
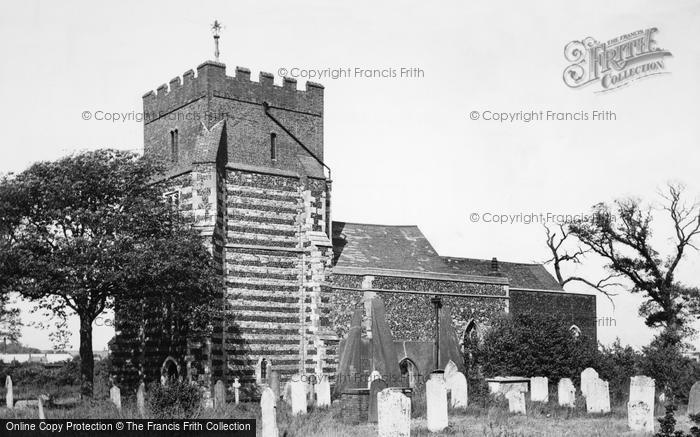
[147,380,202,419]
[638,331,700,404]
[596,338,642,406]
[472,311,597,381]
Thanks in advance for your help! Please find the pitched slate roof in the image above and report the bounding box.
[332,222,448,272]
[332,221,563,291]
[440,257,563,291]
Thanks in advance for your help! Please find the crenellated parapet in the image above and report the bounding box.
[142,61,324,122]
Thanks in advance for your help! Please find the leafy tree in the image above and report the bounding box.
[0,150,219,396]
[546,183,700,335]
[473,311,596,381]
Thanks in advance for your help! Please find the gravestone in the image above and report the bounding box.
[446,372,468,409]
[260,387,278,437]
[558,378,576,407]
[316,376,331,408]
[505,390,526,415]
[688,381,700,416]
[628,376,655,432]
[270,371,280,399]
[369,378,388,422]
[136,383,146,417]
[110,386,121,411]
[368,370,382,387]
[5,376,12,409]
[581,368,599,399]
[37,396,45,420]
[530,377,549,402]
[232,377,241,404]
[214,380,226,410]
[586,378,610,413]
[444,360,459,382]
[290,378,307,415]
[426,372,448,432]
[377,388,411,437]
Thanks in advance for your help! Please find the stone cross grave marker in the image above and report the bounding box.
[558,378,576,407]
[232,377,241,404]
[260,387,278,437]
[426,372,448,432]
[378,388,411,437]
[369,378,388,422]
[628,375,655,432]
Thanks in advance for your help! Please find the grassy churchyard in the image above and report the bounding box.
[0,381,694,437]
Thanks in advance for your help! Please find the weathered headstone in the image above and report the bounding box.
[5,376,13,409]
[110,385,121,411]
[136,383,146,417]
[369,378,388,422]
[270,371,280,399]
[315,376,331,408]
[214,380,226,410]
[446,372,468,409]
[260,387,278,437]
[377,388,411,437]
[505,390,526,414]
[628,376,655,432]
[368,370,382,387]
[530,377,549,402]
[444,360,459,382]
[426,372,448,432]
[290,378,307,415]
[37,396,45,420]
[688,381,700,416]
[581,367,599,399]
[231,377,241,405]
[558,378,576,407]
[586,378,610,413]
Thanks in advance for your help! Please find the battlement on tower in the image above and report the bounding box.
[142,61,324,121]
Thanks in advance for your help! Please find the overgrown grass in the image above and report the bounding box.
[0,388,694,436]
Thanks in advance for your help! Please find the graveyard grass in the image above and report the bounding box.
[0,391,695,436]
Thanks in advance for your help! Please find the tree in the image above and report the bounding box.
[473,311,596,381]
[0,150,219,396]
[545,183,700,334]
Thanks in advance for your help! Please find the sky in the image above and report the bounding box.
[0,0,698,351]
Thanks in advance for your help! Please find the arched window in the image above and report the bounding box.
[462,320,480,369]
[255,357,272,383]
[399,358,418,387]
[160,356,180,385]
[270,133,277,161]
[570,325,582,339]
[170,129,179,163]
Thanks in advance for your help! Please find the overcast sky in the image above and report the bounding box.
[1,0,698,351]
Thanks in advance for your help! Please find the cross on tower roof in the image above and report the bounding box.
[211,20,223,62]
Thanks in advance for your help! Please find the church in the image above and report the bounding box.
[110,57,597,399]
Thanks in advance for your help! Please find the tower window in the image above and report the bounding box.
[270,133,277,161]
[170,129,179,163]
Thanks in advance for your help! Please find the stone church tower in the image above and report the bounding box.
[112,60,338,397]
